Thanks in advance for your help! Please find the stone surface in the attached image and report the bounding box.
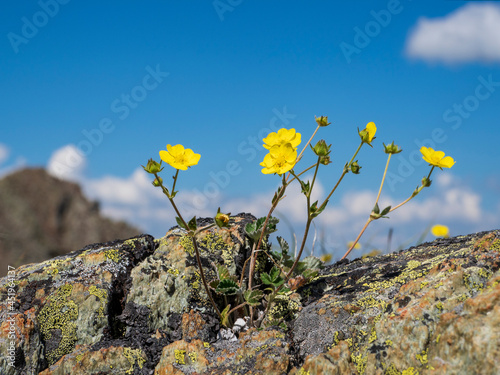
[0,214,499,374]
[0,168,140,276]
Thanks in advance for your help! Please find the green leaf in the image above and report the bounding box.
[244,289,264,307]
[302,269,319,280]
[209,280,219,290]
[300,180,311,195]
[245,216,279,243]
[269,266,281,282]
[277,236,289,257]
[220,304,231,327]
[215,279,240,295]
[380,205,392,216]
[187,216,198,231]
[217,265,231,281]
[295,256,323,275]
[261,272,273,285]
[175,217,187,229]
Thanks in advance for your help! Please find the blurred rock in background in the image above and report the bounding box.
[0,168,140,276]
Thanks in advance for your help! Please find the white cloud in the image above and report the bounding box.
[406,3,500,64]
[0,143,9,165]
[47,144,87,182]
[41,147,500,253]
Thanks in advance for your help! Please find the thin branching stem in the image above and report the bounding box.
[341,153,392,260]
[154,172,222,320]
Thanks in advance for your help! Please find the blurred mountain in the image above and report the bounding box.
[0,168,141,276]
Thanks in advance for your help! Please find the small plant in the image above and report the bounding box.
[142,116,455,327]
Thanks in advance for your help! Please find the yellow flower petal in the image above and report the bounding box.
[420,147,455,169]
[440,156,455,168]
[431,225,449,238]
[366,122,377,142]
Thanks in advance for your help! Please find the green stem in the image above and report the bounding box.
[171,169,179,194]
[296,125,320,163]
[341,218,372,260]
[341,153,392,260]
[321,141,363,206]
[154,172,222,320]
[309,157,321,197]
[389,166,435,213]
[374,153,392,205]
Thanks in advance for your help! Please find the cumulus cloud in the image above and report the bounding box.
[47,144,87,182]
[42,145,500,251]
[406,3,500,64]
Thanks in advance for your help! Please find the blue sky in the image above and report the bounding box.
[1,1,500,259]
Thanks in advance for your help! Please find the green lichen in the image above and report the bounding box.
[297,368,310,375]
[88,285,107,318]
[38,284,78,365]
[123,347,146,374]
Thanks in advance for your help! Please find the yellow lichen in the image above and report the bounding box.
[179,236,195,256]
[368,327,377,343]
[188,351,197,362]
[351,353,367,375]
[416,349,428,364]
[38,284,78,365]
[402,367,419,375]
[89,285,107,318]
[385,363,401,375]
[175,349,186,365]
[123,347,146,374]
[104,249,121,263]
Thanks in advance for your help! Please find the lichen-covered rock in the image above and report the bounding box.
[1,215,499,375]
[290,230,500,375]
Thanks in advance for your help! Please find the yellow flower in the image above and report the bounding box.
[347,241,361,250]
[420,147,455,169]
[159,144,200,170]
[263,128,301,150]
[431,224,449,238]
[366,122,376,142]
[260,143,297,175]
[359,122,377,144]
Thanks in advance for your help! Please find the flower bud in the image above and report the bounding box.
[142,159,163,174]
[152,177,163,187]
[311,140,331,157]
[315,116,331,127]
[421,176,432,187]
[349,161,361,174]
[358,122,377,145]
[319,155,331,165]
[215,208,231,228]
[383,141,402,154]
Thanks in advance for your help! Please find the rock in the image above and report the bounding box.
[0,215,499,374]
[0,168,140,276]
